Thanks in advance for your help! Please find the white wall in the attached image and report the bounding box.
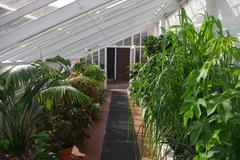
[160,0,240,39]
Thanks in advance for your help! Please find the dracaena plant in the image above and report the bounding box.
[130,8,240,159]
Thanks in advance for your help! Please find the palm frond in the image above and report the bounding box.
[45,55,72,74]
[35,60,64,79]
[16,79,48,111]
[67,75,99,87]
[2,64,39,91]
[37,85,92,109]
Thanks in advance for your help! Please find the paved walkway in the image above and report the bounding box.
[101,90,140,160]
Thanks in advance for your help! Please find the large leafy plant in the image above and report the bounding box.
[0,55,104,157]
[130,8,240,159]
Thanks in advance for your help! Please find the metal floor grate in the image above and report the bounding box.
[101,91,140,160]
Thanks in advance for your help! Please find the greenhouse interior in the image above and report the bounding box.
[0,0,240,159]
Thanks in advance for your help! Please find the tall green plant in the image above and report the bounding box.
[130,8,240,159]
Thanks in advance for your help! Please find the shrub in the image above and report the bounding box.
[37,102,98,151]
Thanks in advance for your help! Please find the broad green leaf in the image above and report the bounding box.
[198,98,207,107]
[228,36,240,42]
[183,106,194,127]
[235,82,240,89]
[190,120,204,144]
[206,103,217,116]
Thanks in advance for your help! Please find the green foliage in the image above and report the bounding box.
[0,55,106,157]
[73,59,105,82]
[0,139,10,152]
[45,55,72,75]
[32,131,58,160]
[37,85,92,109]
[72,59,92,73]
[82,64,105,82]
[143,34,173,58]
[130,8,240,159]
[68,75,105,104]
[37,102,98,151]
[0,67,46,156]
[129,62,143,80]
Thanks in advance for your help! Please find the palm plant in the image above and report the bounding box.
[0,55,103,157]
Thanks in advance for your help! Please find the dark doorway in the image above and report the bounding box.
[116,48,130,81]
[107,48,115,80]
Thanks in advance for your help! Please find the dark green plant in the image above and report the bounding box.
[82,64,105,82]
[32,131,58,160]
[37,102,97,151]
[0,138,10,153]
[0,55,105,157]
[73,59,92,73]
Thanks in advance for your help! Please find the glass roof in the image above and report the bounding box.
[0,0,36,16]
[0,0,76,35]
[0,0,179,63]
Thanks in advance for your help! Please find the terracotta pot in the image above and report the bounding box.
[60,145,85,160]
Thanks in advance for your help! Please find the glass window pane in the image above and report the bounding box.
[87,54,92,63]
[0,0,75,35]
[124,37,131,46]
[141,31,148,46]
[0,7,13,17]
[133,34,140,46]
[135,48,140,62]
[80,57,85,62]
[93,51,98,65]
[0,0,37,16]
[116,40,123,46]
[100,48,105,69]
[0,16,31,35]
[141,48,147,63]
[29,5,56,19]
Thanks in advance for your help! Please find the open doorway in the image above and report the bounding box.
[107,47,130,88]
[107,48,115,82]
[116,48,130,81]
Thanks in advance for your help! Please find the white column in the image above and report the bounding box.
[98,49,100,68]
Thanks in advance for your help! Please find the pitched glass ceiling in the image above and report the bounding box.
[0,0,75,35]
[0,0,181,64]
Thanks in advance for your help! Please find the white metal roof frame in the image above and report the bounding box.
[14,0,177,62]
[0,0,181,63]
